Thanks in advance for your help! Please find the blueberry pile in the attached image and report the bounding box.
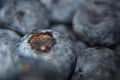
[1,0,120,80]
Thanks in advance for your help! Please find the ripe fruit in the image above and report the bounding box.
[0,29,21,79]
[73,0,120,46]
[16,29,76,80]
[75,47,120,80]
[40,0,84,23]
[0,0,49,34]
[51,24,77,41]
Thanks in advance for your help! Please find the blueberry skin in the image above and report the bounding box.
[75,47,120,80]
[40,0,84,23]
[0,29,21,54]
[114,0,120,26]
[0,0,49,34]
[51,24,77,41]
[74,41,88,57]
[73,0,120,46]
[0,29,21,80]
[114,45,120,56]
[16,29,76,80]
[16,58,65,80]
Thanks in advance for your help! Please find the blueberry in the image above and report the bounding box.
[75,47,120,80]
[0,0,49,34]
[0,29,21,54]
[50,24,77,41]
[0,0,11,9]
[0,29,21,79]
[114,45,120,56]
[74,41,88,57]
[114,0,120,25]
[40,0,84,23]
[15,58,65,80]
[73,0,120,46]
[16,29,76,80]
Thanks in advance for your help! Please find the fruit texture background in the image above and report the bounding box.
[0,0,120,80]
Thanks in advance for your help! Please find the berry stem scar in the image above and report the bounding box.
[29,32,56,52]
